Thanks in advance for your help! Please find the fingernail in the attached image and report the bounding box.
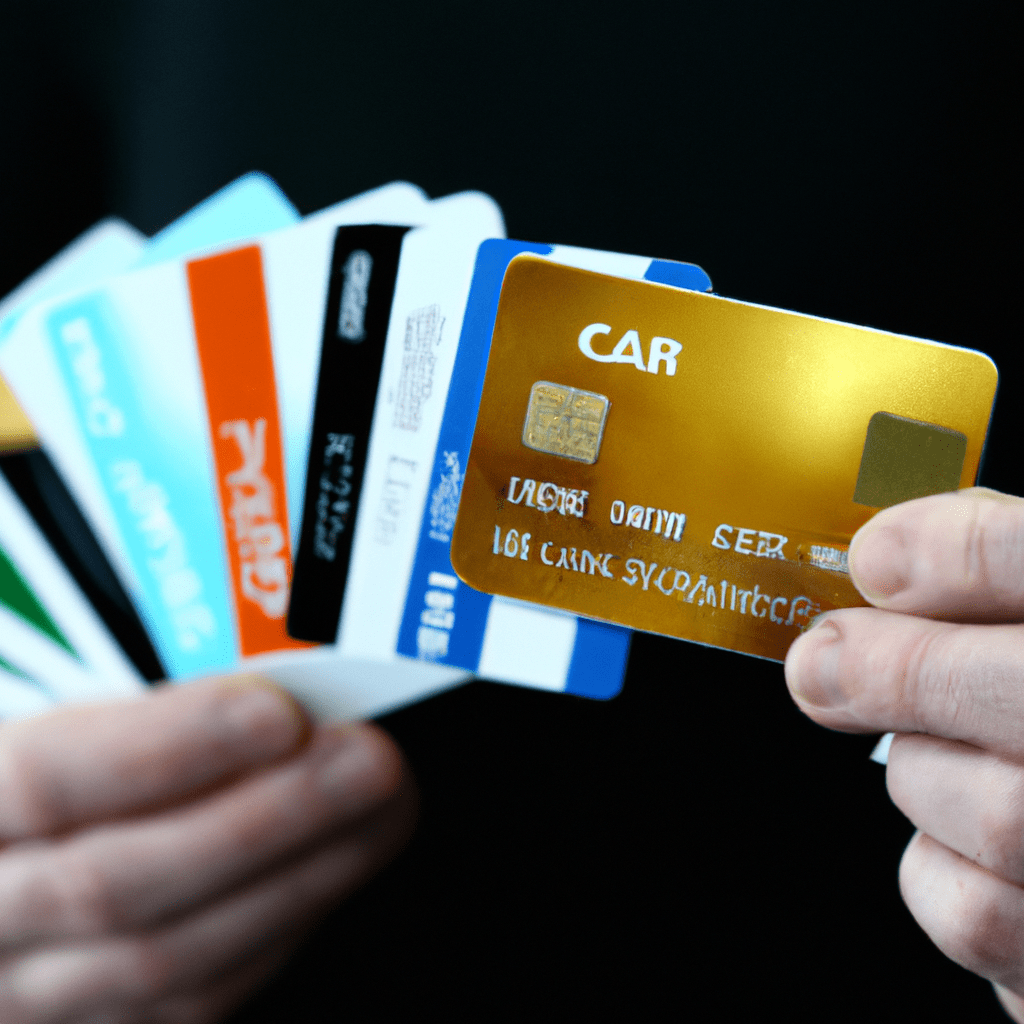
[217,679,307,755]
[848,520,911,602]
[788,618,846,709]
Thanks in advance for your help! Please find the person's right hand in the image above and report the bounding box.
[784,488,1024,1021]
[0,675,417,1024]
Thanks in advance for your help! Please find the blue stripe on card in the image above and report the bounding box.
[397,241,551,671]
[643,259,713,292]
[565,618,633,698]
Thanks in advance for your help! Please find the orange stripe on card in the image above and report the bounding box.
[187,246,311,655]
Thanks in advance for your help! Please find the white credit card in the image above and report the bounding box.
[285,193,508,664]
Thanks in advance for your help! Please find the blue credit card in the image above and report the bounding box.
[396,240,712,698]
[132,172,299,270]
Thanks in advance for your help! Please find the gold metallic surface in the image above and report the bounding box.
[0,374,36,454]
[521,381,609,463]
[451,256,998,662]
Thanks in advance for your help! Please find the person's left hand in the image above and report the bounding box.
[785,487,1024,1022]
[0,675,417,1024]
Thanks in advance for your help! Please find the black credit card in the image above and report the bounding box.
[287,224,408,642]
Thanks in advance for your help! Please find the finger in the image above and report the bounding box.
[139,944,296,1024]
[849,487,1024,621]
[0,722,408,946]
[0,675,308,842]
[886,733,1024,885]
[995,985,1024,1024]
[75,935,301,1024]
[0,781,416,1022]
[784,606,1024,753]
[899,830,1024,993]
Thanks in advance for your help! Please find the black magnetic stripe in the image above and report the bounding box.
[287,224,409,642]
[0,449,166,682]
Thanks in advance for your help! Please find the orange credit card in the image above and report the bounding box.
[450,255,998,661]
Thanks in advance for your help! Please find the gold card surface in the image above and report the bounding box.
[0,373,36,453]
[450,255,998,661]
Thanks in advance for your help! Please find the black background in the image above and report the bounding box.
[1,1,1019,1020]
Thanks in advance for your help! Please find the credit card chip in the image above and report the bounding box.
[522,381,609,464]
[853,411,967,508]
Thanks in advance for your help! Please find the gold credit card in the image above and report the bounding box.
[450,255,998,661]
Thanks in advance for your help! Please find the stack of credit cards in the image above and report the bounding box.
[0,173,998,722]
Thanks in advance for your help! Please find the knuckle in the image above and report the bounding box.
[0,745,63,840]
[960,497,992,594]
[889,620,1023,743]
[882,623,965,733]
[119,934,177,1000]
[901,834,1024,989]
[56,851,130,935]
[977,773,1024,883]
[960,498,1024,606]
[950,890,1024,987]
[81,933,179,1006]
[220,795,290,853]
[357,726,406,803]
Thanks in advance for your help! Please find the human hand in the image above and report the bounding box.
[785,487,1024,1020]
[0,675,416,1023]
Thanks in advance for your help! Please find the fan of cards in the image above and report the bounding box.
[1,172,997,723]
[1,173,710,721]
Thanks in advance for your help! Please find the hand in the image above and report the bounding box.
[785,487,1024,1020]
[0,675,417,1024]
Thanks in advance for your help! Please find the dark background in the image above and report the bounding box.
[1,1,1018,1019]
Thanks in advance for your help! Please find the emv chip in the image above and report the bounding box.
[853,411,967,508]
[521,381,609,464]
